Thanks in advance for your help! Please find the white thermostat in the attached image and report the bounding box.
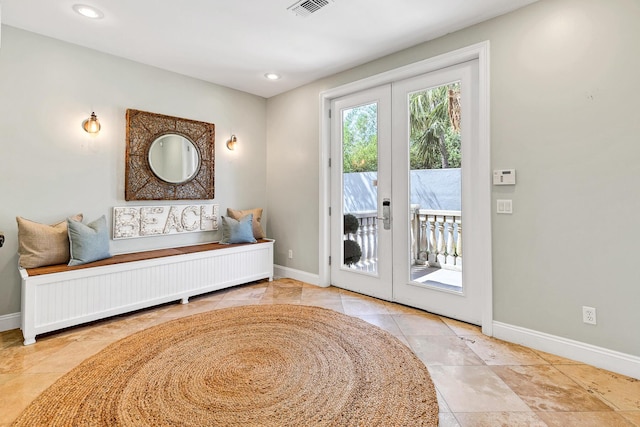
[493,169,516,185]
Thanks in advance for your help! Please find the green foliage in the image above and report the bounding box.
[343,214,360,235]
[342,103,378,173]
[410,125,460,170]
[343,239,362,266]
[340,83,461,173]
[409,83,461,170]
[444,129,461,168]
[344,141,378,173]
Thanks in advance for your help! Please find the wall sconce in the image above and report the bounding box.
[82,112,101,134]
[226,134,237,151]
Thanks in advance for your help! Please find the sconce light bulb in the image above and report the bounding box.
[227,135,237,151]
[82,112,101,134]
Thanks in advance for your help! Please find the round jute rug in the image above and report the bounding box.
[13,304,438,426]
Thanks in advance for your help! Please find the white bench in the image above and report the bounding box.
[19,239,274,345]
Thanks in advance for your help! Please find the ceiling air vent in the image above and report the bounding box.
[287,0,333,17]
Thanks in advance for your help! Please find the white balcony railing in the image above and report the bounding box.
[345,211,379,272]
[412,207,462,271]
[343,207,462,272]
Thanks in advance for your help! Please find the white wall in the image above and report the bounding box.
[0,26,267,317]
[266,0,640,357]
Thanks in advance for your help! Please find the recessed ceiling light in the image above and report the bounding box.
[264,73,281,80]
[72,4,105,19]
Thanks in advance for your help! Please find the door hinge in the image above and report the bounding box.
[329,206,331,216]
[329,109,331,118]
[328,158,331,167]
[329,256,332,265]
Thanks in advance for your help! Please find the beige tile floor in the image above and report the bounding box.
[1,278,638,426]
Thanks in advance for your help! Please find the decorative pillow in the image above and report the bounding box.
[226,208,265,239]
[220,214,257,244]
[17,214,83,268]
[68,215,112,266]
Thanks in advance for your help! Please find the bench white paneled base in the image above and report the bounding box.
[20,240,274,345]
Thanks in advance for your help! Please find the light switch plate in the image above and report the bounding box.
[497,199,513,214]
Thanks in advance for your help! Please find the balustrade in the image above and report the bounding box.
[412,209,462,271]
[343,208,462,273]
[344,211,378,272]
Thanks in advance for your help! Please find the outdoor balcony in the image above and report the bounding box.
[344,208,462,291]
[342,169,462,291]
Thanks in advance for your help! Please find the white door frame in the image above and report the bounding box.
[319,41,493,335]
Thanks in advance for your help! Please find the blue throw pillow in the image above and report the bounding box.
[67,215,112,266]
[220,214,257,244]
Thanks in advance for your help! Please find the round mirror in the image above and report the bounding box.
[148,134,201,184]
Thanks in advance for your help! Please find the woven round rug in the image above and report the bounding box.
[13,304,438,426]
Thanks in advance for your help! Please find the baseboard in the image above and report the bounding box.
[493,321,640,380]
[0,312,21,332]
[274,265,322,287]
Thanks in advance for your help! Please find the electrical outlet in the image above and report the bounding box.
[288,249,293,259]
[582,306,597,325]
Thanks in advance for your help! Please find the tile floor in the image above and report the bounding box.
[1,278,638,426]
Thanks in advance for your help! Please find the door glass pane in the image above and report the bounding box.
[342,102,378,274]
[408,82,462,292]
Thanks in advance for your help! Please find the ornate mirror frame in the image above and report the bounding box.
[125,109,215,201]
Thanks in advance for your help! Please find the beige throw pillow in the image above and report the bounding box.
[17,214,83,268]
[226,208,265,239]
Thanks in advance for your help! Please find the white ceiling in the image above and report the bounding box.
[1,0,538,98]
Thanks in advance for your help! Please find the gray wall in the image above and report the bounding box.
[0,26,267,317]
[266,0,640,356]
[2,0,638,358]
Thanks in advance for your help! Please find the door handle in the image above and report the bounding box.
[378,199,391,230]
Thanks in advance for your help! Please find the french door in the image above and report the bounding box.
[330,85,393,301]
[330,60,482,325]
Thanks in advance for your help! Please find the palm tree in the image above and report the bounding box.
[409,83,460,169]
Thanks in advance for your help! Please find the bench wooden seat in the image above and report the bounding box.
[25,241,267,277]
